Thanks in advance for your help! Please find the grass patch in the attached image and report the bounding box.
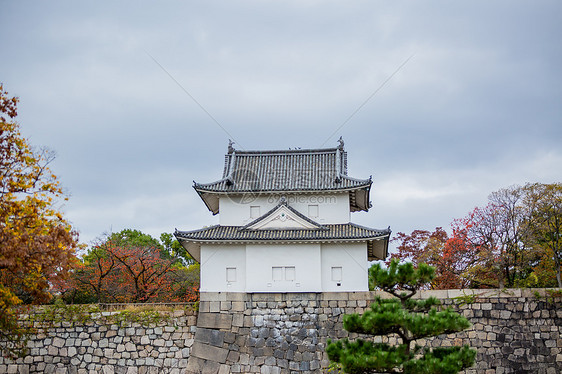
[20,301,197,330]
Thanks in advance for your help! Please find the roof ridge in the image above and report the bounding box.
[231,148,340,156]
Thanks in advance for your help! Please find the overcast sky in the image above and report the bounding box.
[2,1,561,251]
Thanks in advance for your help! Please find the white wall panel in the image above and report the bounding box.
[321,243,369,291]
[200,244,246,292]
[246,244,322,292]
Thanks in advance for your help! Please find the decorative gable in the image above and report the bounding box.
[246,205,320,230]
[241,198,326,231]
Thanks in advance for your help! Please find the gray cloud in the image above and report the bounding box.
[2,1,561,246]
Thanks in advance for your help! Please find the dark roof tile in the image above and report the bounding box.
[194,147,371,193]
[174,223,391,261]
[175,223,390,242]
[193,142,372,213]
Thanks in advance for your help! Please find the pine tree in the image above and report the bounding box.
[326,260,476,373]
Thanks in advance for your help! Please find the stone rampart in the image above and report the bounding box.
[189,289,562,374]
[2,290,561,374]
[0,306,197,374]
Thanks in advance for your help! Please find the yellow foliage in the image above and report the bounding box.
[1,83,79,358]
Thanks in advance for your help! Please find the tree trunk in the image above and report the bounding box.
[554,256,562,288]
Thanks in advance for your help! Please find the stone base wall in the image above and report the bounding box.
[188,289,562,374]
[0,308,197,374]
[2,290,561,374]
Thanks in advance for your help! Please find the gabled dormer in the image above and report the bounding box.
[240,198,327,231]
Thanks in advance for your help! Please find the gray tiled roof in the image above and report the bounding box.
[195,147,370,192]
[174,223,390,261]
[175,223,390,242]
[193,142,372,213]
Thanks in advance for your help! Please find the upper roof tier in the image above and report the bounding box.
[194,139,373,214]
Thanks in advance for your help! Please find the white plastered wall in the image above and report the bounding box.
[245,243,322,292]
[219,193,350,226]
[200,242,369,292]
[321,242,369,292]
[200,244,246,292]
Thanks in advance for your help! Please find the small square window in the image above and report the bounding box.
[308,204,319,218]
[285,267,295,281]
[272,267,283,281]
[272,266,296,281]
[331,267,342,282]
[226,267,237,282]
[250,206,261,219]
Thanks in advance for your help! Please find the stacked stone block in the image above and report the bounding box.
[190,290,562,374]
[188,293,336,374]
[2,290,562,373]
[429,290,562,374]
[0,309,196,374]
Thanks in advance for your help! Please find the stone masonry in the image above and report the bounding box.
[2,290,562,373]
[0,308,197,374]
[188,289,562,374]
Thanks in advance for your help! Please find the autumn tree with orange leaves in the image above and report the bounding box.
[392,184,562,289]
[388,228,477,289]
[61,229,199,304]
[0,84,78,357]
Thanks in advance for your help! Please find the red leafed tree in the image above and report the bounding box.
[91,242,175,303]
[388,228,448,269]
[441,221,483,289]
[389,227,479,289]
[388,228,452,289]
[62,230,199,303]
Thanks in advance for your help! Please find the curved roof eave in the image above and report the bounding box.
[192,182,372,194]
[175,235,391,264]
[194,184,372,215]
[175,224,391,241]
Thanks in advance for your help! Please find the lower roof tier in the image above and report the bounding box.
[175,223,391,263]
